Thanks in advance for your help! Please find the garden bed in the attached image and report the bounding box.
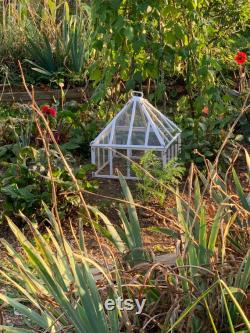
[0,0,249,331]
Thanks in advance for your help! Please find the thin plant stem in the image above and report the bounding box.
[18,61,110,273]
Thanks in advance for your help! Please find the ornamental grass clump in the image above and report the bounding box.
[0,209,121,333]
[91,172,153,267]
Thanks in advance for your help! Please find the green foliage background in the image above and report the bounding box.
[0,0,249,165]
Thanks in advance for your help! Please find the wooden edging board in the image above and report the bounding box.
[91,253,177,281]
[0,87,88,104]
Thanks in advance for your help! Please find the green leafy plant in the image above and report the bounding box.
[0,104,34,148]
[132,151,185,204]
[90,0,249,102]
[25,34,63,78]
[55,104,102,155]
[0,144,97,223]
[25,2,90,82]
[177,93,248,167]
[91,174,152,266]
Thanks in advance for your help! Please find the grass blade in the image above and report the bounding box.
[0,327,35,333]
[220,279,250,331]
[208,207,224,254]
[166,280,219,332]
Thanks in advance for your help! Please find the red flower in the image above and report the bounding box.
[41,105,50,114]
[202,106,209,114]
[41,105,57,117]
[49,107,57,117]
[234,51,247,65]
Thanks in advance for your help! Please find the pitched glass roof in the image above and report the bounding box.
[91,92,181,149]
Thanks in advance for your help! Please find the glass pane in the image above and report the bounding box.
[133,101,147,127]
[114,129,129,144]
[148,131,161,146]
[116,102,132,126]
[99,130,111,144]
[131,131,145,145]
[144,105,172,144]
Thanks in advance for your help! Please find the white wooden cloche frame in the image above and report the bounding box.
[90,91,181,179]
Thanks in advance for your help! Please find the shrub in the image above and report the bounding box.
[0,104,98,223]
[0,144,97,223]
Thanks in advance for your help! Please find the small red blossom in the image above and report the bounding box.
[49,107,57,117]
[41,105,50,114]
[41,105,57,117]
[234,51,247,65]
[202,106,209,114]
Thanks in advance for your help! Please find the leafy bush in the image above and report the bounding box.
[56,103,103,155]
[0,144,97,223]
[0,104,34,146]
[90,0,249,101]
[132,151,185,204]
[179,113,234,165]
[0,104,98,223]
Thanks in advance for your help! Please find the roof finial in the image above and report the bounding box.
[131,90,143,97]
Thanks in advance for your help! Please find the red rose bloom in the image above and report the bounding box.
[49,107,57,117]
[202,106,209,114]
[234,51,247,65]
[41,105,50,114]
